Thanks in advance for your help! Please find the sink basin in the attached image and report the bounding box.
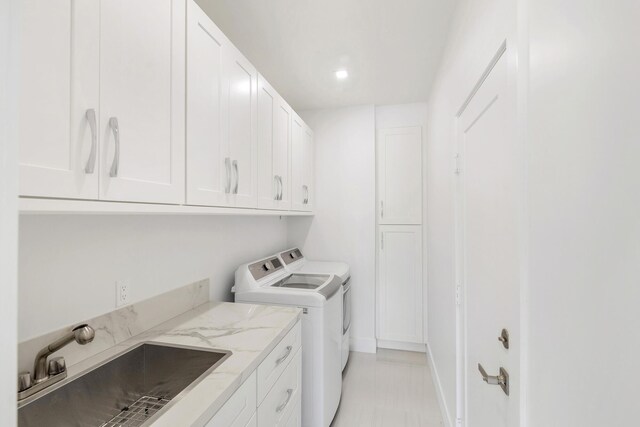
[18,342,231,427]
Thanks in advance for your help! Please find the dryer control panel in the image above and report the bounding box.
[249,257,284,281]
[280,248,303,265]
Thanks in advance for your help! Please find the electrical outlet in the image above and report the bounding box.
[116,279,130,307]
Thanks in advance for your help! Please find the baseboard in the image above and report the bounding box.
[350,336,377,353]
[426,342,454,427]
[377,339,426,353]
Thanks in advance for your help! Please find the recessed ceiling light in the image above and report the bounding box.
[335,70,348,80]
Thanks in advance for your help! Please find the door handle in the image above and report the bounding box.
[276,388,294,413]
[380,200,384,218]
[274,175,279,200]
[232,160,239,194]
[108,117,120,177]
[84,109,97,174]
[277,176,283,200]
[478,363,509,396]
[224,158,231,194]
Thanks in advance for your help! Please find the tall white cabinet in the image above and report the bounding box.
[376,126,424,349]
[291,113,314,212]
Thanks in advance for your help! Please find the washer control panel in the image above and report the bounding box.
[249,256,284,280]
[280,248,304,265]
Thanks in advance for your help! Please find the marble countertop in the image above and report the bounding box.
[61,301,301,427]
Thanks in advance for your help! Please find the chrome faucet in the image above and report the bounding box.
[18,324,95,400]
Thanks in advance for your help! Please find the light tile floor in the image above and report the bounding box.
[331,349,444,427]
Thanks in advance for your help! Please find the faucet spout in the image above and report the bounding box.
[33,324,95,383]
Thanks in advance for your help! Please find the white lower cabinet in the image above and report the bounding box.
[205,372,257,427]
[204,320,301,427]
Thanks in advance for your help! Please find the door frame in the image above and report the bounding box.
[453,39,525,426]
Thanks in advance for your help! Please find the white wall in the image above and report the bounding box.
[375,103,428,342]
[289,105,377,352]
[1,0,19,423]
[19,215,288,340]
[526,1,640,425]
[424,0,517,424]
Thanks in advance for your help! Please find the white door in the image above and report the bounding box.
[186,1,230,207]
[377,225,423,344]
[223,45,258,208]
[290,113,306,211]
[19,0,99,199]
[457,48,519,426]
[99,0,185,204]
[274,96,292,210]
[257,74,278,209]
[377,127,422,224]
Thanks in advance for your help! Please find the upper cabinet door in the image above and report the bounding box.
[377,126,422,224]
[257,74,278,209]
[19,0,100,199]
[290,113,305,211]
[274,96,292,210]
[186,1,230,207]
[302,125,314,211]
[223,45,258,208]
[99,0,185,204]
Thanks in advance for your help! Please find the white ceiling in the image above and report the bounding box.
[197,0,458,111]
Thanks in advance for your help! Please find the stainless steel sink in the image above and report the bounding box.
[18,342,231,427]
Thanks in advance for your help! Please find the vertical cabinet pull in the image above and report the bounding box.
[277,176,283,200]
[302,185,308,204]
[233,160,239,194]
[84,109,97,174]
[274,175,280,201]
[108,117,120,177]
[380,200,384,218]
[276,389,294,413]
[224,158,231,194]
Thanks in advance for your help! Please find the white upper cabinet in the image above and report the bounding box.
[257,75,291,210]
[377,126,422,224]
[186,2,258,208]
[224,45,258,208]
[19,0,100,199]
[291,113,313,212]
[100,0,185,204]
[186,1,229,207]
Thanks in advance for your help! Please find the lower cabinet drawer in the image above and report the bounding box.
[257,321,302,404]
[257,349,302,427]
[205,372,257,427]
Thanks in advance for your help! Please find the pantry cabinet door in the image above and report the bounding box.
[274,96,292,210]
[186,1,230,207]
[223,45,258,208]
[19,0,100,199]
[257,75,278,209]
[99,0,185,204]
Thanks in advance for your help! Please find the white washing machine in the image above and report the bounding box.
[277,248,351,371]
[233,255,342,427]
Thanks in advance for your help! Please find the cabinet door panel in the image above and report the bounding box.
[224,46,258,208]
[257,75,277,209]
[99,0,185,204]
[19,0,99,199]
[377,225,423,343]
[377,127,422,224]
[274,97,292,209]
[186,1,229,206]
[302,125,314,211]
[290,113,305,211]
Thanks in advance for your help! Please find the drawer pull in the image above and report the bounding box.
[275,345,292,366]
[276,388,293,413]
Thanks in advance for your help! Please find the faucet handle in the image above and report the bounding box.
[48,357,66,376]
[18,372,32,392]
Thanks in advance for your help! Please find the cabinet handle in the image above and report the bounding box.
[302,185,308,204]
[275,345,292,365]
[274,175,279,201]
[108,117,120,177]
[277,176,283,200]
[224,158,231,194]
[380,200,384,218]
[276,388,294,413]
[84,109,97,174]
[233,160,239,194]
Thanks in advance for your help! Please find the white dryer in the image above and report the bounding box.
[234,255,342,427]
[278,248,351,370]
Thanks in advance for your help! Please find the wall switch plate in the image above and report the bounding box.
[116,279,130,307]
